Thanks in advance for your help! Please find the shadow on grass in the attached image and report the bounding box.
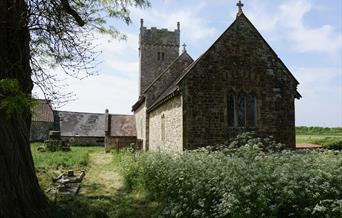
[49,187,163,218]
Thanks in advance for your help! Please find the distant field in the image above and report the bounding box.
[296,127,342,144]
[296,134,342,144]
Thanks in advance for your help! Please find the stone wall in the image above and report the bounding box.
[134,102,148,151]
[149,95,183,152]
[179,14,298,149]
[61,136,104,146]
[30,121,53,141]
[105,136,138,152]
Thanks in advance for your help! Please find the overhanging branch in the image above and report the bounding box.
[61,0,85,26]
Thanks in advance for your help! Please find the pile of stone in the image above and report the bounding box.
[53,170,85,196]
[40,131,70,152]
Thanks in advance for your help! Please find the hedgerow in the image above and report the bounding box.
[119,147,342,217]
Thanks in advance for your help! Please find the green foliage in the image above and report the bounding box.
[120,148,342,218]
[224,131,287,152]
[32,144,161,217]
[0,79,36,118]
[314,138,342,150]
[31,143,99,169]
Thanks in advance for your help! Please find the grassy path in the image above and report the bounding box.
[80,152,123,198]
[51,150,160,218]
[31,144,160,218]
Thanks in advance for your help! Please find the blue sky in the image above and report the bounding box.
[34,0,342,127]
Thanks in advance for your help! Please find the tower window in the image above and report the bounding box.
[158,52,165,61]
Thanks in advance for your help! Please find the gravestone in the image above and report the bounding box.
[42,131,70,152]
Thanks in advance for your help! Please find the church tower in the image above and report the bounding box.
[139,19,180,95]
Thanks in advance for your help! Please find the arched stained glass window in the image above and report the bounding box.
[247,94,256,127]
[227,92,257,128]
[227,95,235,127]
[237,93,246,127]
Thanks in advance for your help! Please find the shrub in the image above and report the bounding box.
[219,131,286,152]
[120,148,342,218]
[318,138,342,150]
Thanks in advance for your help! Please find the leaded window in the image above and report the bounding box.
[227,95,235,127]
[237,94,246,127]
[246,94,257,127]
[227,92,257,128]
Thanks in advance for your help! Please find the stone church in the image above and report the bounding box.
[133,3,301,152]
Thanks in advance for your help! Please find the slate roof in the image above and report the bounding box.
[55,111,105,137]
[133,51,193,112]
[54,111,136,138]
[143,52,193,95]
[32,99,54,122]
[109,115,136,137]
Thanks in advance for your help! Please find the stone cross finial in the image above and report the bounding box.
[236,0,244,16]
[182,43,187,53]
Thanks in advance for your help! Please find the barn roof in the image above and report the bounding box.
[55,111,105,137]
[109,115,136,137]
[32,99,54,122]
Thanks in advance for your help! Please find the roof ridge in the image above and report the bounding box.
[240,14,299,85]
[142,51,193,94]
[175,17,240,85]
[176,13,299,86]
[57,110,105,115]
[110,114,134,116]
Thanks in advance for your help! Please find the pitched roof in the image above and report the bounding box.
[177,13,300,86]
[146,12,302,112]
[143,52,193,94]
[147,85,180,112]
[55,111,105,137]
[133,51,193,111]
[132,96,145,111]
[32,99,54,122]
[109,115,136,137]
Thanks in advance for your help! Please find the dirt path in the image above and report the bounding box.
[55,150,159,217]
[80,152,123,197]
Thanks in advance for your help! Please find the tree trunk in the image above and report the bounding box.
[0,0,49,217]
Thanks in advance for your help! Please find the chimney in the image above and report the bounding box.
[105,109,110,136]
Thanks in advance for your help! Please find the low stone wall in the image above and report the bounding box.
[61,136,104,146]
[105,136,138,152]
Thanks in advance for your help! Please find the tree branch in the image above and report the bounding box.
[61,0,85,26]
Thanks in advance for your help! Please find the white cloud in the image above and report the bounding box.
[279,0,342,53]
[294,67,342,127]
[33,30,140,114]
[131,2,217,45]
[294,67,341,96]
[59,73,138,114]
[248,0,342,54]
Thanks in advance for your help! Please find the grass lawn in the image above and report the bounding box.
[296,127,342,144]
[296,134,342,144]
[31,143,160,218]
